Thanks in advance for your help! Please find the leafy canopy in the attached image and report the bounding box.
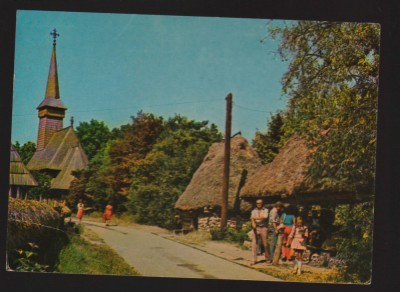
[252,111,284,164]
[270,21,380,193]
[75,119,112,160]
[127,115,222,229]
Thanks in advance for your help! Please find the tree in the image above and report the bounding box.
[127,115,222,229]
[67,143,113,212]
[13,141,36,165]
[252,112,285,164]
[269,21,379,283]
[270,21,379,193]
[75,119,112,160]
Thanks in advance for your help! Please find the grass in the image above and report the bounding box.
[253,263,345,283]
[57,225,140,276]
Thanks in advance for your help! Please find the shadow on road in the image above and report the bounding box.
[80,221,128,235]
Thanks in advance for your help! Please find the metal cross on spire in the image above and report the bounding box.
[50,28,60,46]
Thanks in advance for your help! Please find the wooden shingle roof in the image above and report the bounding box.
[27,127,88,190]
[10,145,38,187]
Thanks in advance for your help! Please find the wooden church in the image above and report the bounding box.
[27,29,88,197]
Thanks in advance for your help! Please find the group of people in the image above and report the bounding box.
[250,199,309,276]
[76,199,114,226]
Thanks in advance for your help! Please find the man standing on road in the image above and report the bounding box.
[250,199,270,265]
[268,201,284,262]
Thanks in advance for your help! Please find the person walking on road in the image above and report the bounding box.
[103,202,113,226]
[250,199,270,265]
[287,216,309,275]
[76,199,84,224]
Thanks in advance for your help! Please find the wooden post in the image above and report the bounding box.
[273,232,283,265]
[220,93,232,232]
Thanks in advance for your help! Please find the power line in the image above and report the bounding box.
[233,102,273,114]
[13,98,222,117]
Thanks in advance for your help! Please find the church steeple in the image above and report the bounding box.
[44,30,60,100]
[36,29,67,151]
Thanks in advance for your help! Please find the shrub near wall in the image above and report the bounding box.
[7,198,67,270]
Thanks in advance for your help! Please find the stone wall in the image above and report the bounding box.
[197,215,249,231]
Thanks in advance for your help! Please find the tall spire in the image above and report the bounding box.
[35,29,67,151]
[44,29,60,100]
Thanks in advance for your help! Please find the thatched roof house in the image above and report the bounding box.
[175,136,262,214]
[9,145,38,198]
[27,127,88,191]
[240,135,369,205]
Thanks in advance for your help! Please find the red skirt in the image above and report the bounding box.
[77,209,84,219]
[103,211,112,220]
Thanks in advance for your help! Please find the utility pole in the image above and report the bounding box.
[220,93,232,232]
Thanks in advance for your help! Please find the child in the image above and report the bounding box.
[287,216,308,275]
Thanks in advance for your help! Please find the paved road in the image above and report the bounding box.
[81,220,281,281]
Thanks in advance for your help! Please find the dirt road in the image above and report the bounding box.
[81,220,281,281]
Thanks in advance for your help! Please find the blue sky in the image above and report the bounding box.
[12,10,290,145]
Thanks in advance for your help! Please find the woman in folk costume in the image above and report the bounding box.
[76,199,84,224]
[287,216,309,275]
[103,202,113,226]
[280,205,296,261]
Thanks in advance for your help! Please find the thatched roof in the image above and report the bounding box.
[175,136,262,212]
[9,146,38,187]
[27,127,88,190]
[240,135,313,199]
[241,135,373,204]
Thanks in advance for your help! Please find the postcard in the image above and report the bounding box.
[7,9,379,285]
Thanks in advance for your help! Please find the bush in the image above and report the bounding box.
[7,198,69,271]
[210,228,225,240]
[225,225,252,245]
[334,202,373,283]
[13,242,50,272]
[210,222,252,245]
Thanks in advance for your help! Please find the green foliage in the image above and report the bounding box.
[107,112,165,211]
[225,226,251,245]
[7,198,69,271]
[13,141,36,165]
[14,242,49,272]
[75,119,112,160]
[334,202,373,283]
[210,222,252,245]
[29,170,52,200]
[252,112,285,164]
[57,227,140,275]
[68,112,164,213]
[127,115,222,229]
[210,228,226,240]
[129,184,180,228]
[68,112,221,229]
[269,21,379,192]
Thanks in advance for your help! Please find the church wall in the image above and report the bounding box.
[37,116,63,151]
